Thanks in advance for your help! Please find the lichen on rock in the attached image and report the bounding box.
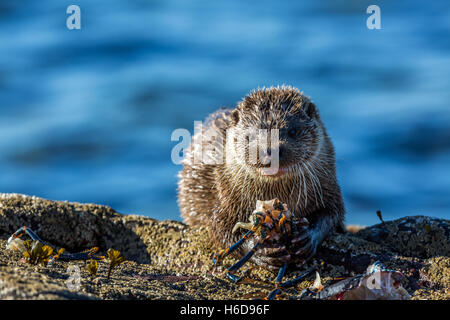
[0,194,448,300]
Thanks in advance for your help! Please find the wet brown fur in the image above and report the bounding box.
[178,86,345,253]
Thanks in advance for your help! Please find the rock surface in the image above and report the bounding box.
[0,193,448,300]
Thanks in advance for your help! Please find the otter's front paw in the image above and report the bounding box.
[290,218,317,264]
[249,240,291,271]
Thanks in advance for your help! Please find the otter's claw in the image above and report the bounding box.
[291,230,310,244]
[294,240,316,264]
[290,220,316,263]
[212,198,317,299]
[250,241,291,269]
[253,252,291,270]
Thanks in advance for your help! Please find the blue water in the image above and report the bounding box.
[0,0,449,225]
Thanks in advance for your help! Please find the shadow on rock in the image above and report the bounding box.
[0,194,151,264]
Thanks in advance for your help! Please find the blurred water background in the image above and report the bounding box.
[0,0,449,225]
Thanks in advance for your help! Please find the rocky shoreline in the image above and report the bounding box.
[0,194,448,300]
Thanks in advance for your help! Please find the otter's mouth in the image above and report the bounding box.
[259,166,289,177]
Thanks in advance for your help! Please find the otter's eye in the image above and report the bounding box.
[288,128,297,138]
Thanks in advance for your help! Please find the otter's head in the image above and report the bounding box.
[228,86,323,179]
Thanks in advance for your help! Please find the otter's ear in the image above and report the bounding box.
[304,102,318,119]
[231,109,240,125]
